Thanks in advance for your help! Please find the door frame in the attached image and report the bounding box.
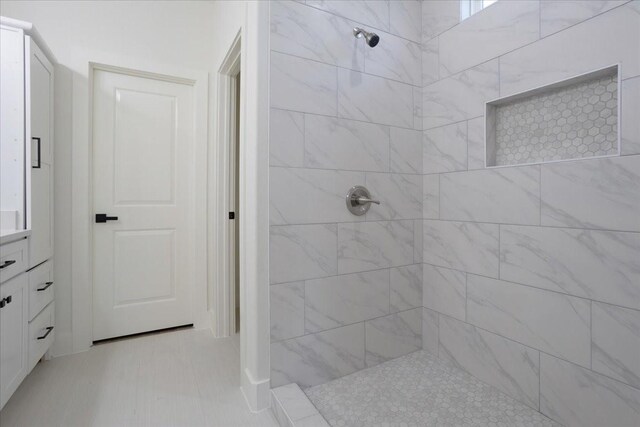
[71,57,208,351]
[210,2,271,410]
[212,33,241,338]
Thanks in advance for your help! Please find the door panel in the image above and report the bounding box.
[114,89,175,205]
[92,68,194,341]
[28,40,54,267]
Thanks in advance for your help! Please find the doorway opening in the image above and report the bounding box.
[229,71,241,335]
[213,31,242,340]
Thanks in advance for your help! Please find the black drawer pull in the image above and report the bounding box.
[37,326,54,340]
[1,296,12,308]
[0,260,16,269]
[37,281,54,292]
[0,298,5,308]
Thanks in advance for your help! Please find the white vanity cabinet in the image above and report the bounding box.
[0,17,55,410]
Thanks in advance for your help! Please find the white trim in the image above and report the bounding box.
[239,0,271,412]
[71,53,209,352]
[212,31,242,339]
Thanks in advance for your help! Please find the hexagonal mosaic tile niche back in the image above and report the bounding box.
[494,73,618,166]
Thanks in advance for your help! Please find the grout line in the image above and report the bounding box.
[589,300,593,370]
[423,1,632,87]
[437,309,640,394]
[271,48,422,88]
[270,106,418,133]
[422,261,640,313]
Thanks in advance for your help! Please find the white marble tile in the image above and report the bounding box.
[304,114,389,172]
[390,127,422,174]
[365,308,422,367]
[365,173,422,220]
[365,30,421,85]
[270,391,294,427]
[438,316,540,409]
[390,264,422,312]
[440,166,541,225]
[413,219,423,264]
[270,0,364,70]
[540,0,628,37]
[305,270,390,333]
[422,307,439,355]
[422,0,460,40]
[500,225,640,310]
[338,68,414,128]
[270,323,365,388]
[270,224,337,284]
[422,37,439,86]
[423,220,500,278]
[271,282,305,342]
[295,414,331,427]
[423,264,466,321]
[423,122,468,173]
[541,156,640,232]
[466,116,485,170]
[270,167,366,225]
[389,0,422,42]
[271,383,318,422]
[423,60,499,129]
[467,275,591,368]
[270,109,304,167]
[592,302,640,389]
[306,0,390,31]
[500,3,640,96]
[412,86,422,130]
[621,76,640,156]
[439,1,539,77]
[540,353,640,427]
[422,174,440,219]
[271,51,337,116]
[338,220,414,274]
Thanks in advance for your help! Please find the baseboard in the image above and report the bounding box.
[241,367,271,412]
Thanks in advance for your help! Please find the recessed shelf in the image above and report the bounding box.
[485,65,619,167]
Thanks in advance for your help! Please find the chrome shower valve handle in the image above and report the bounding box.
[346,186,381,216]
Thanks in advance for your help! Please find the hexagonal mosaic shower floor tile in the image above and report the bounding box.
[305,350,559,427]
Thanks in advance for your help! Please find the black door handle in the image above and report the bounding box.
[95,214,118,223]
[0,260,16,269]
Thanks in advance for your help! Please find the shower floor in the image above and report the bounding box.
[304,350,559,427]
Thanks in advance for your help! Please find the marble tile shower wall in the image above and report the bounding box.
[268,0,425,389]
[420,1,640,427]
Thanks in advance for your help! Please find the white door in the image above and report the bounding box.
[92,67,195,341]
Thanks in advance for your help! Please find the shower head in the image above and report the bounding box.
[353,27,379,48]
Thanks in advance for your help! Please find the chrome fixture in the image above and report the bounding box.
[353,27,379,47]
[346,185,381,216]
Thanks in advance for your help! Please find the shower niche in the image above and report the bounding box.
[485,65,619,167]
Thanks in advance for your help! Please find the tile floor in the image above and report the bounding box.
[0,328,277,427]
[305,350,559,427]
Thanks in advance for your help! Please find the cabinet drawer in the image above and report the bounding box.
[28,301,54,372]
[0,239,28,284]
[28,259,53,321]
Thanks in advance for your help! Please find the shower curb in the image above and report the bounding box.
[271,383,330,427]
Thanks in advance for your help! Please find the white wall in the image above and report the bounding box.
[0,0,246,356]
[420,1,640,426]
[268,0,424,389]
